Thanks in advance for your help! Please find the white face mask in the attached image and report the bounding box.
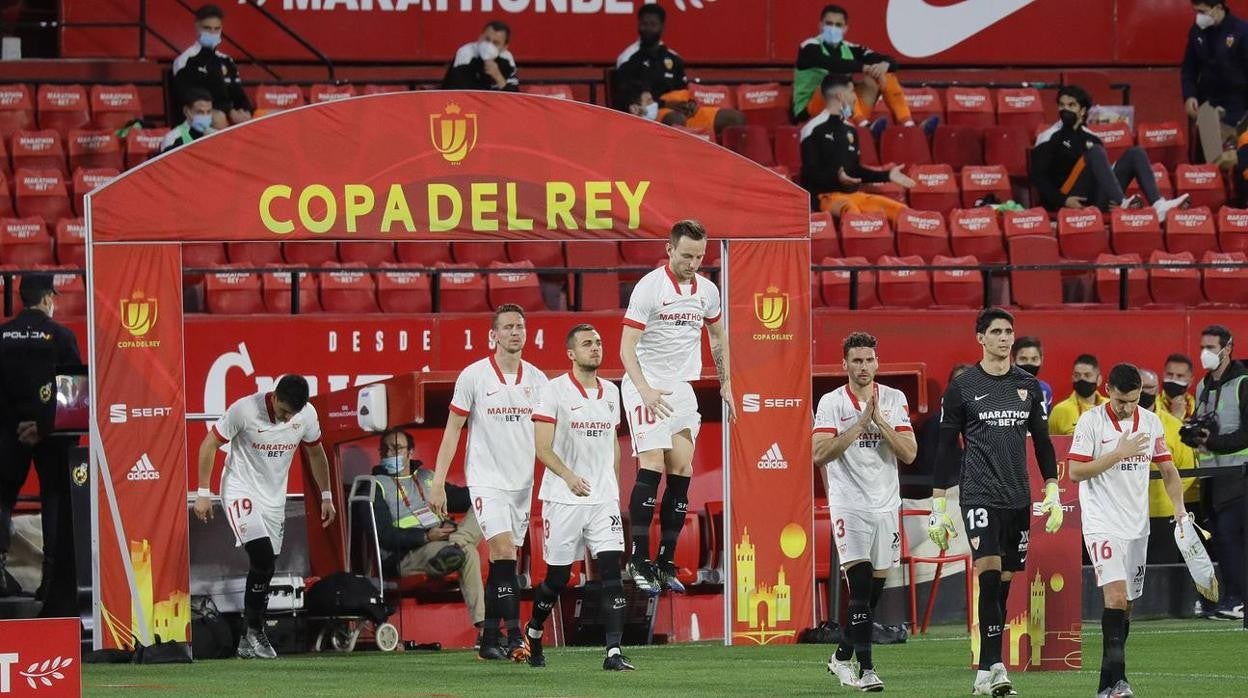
[477,40,500,61]
[643,102,659,120]
[1196,11,1216,29]
[1201,347,1223,371]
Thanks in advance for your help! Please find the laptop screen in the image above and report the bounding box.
[53,365,89,433]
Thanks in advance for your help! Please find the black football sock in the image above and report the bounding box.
[656,474,691,566]
[977,570,1003,670]
[243,539,276,632]
[599,552,626,650]
[628,469,661,561]
[528,564,571,637]
[1102,608,1127,686]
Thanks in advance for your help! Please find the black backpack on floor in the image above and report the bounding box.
[305,572,389,624]
[190,596,235,659]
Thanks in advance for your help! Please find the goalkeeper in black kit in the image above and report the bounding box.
[929,307,1063,697]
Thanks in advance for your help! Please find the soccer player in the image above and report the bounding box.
[522,324,633,672]
[621,219,734,594]
[192,374,335,659]
[813,332,917,692]
[929,307,1063,697]
[1067,363,1188,698]
[429,303,548,661]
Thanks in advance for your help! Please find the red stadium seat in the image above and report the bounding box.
[506,241,564,268]
[839,211,895,259]
[931,254,982,308]
[376,264,432,313]
[995,88,1045,133]
[819,256,878,309]
[903,87,944,124]
[1175,164,1225,211]
[944,87,994,128]
[1057,208,1109,260]
[451,241,507,268]
[1202,251,1248,305]
[983,126,1030,178]
[396,241,453,266]
[520,84,575,100]
[11,130,66,176]
[53,218,85,266]
[618,240,662,267]
[773,125,801,174]
[182,242,227,267]
[283,242,339,266]
[689,83,735,110]
[1002,207,1052,238]
[736,83,789,128]
[338,241,396,265]
[1165,206,1217,255]
[71,167,119,215]
[36,84,89,136]
[0,172,11,217]
[1147,250,1202,306]
[721,125,774,167]
[932,125,984,170]
[435,262,489,312]
[810,212,840,260]
[949,207,1005,263]
[895,208,949,259]
[876,254,932,308]
[308,83,357,104]
[89,84,142,130]
[1109,208,1163,257]
[1218,207,1248,253]
[125,128,170,168]
[262,266,321,313]
[1085,121,1134,163]
[878,125,931,166]
[487,260,544,310]
[319,262,379,313]
[0,85,34,140]
[67,129,123,172]
[907,164,959,214]
[1008,235,1064,308]
[960,165,1010,207]
[361,84,407,95]
[1126,162,1174,200]
[851,125,880,167]
[49,268,85,317]
[228,242,284,266]
[252,85,306,116]
[564,241,621,310]
[0,138,8,177]
[1094,252,1148,307]
[1137,121,1185,171]
[13,169,69,223]
[205,267,265,315]
[0,216,52,266]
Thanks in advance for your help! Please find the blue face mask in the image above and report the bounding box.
[380,455,404,475]
[840,102,854,120]
[643,102,659,120]
[190,113,213,133]
[198,30,222,49]
[821,24,844,45]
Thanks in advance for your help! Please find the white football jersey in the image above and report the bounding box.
[450,355,549,491]
[532,373,622,505]
[213,391,322,510]
[622,266,721,384]
[1070,404,1171,538]
[813,384,912,512]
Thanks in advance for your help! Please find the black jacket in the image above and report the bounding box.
[442,42,519,92]
[800,111,889,206]
[0,308,82,435]
[370,464,471,558]
[1182,11,1248,117]
[1030,123,1104,212]
[172,44,252,113]
[614,40,689,110]
[1197,360,1248,508]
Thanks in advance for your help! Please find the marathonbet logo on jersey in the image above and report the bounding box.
[127,453,160,481]
[752,286,793,341]
[756,442,789,470]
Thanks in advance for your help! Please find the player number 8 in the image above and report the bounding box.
[965,508,988,530]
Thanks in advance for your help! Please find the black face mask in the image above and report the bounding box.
[1017,363,1041,377]
[639,32,661,48]
[1162,381,1189,398]
[1138,392,1157,410]
[1059,109,1079,129]
[1073,379,1098,399]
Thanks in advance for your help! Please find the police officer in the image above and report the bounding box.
[0,274,81,615]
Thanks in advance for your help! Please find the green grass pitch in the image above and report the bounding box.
[82,619,1246,697]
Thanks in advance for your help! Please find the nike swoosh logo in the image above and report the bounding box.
[486,390,500,397]
[1101,438,1118,445]
[571,405,583,411]
[612,601,627,610]
[974,394,990,401]
[662,299,678,306]
[887,0,1035,59]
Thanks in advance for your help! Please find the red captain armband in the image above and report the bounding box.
[706,313,721,324]
[449,404,470,417]
[622,318,646,331]
[532,414,556,424]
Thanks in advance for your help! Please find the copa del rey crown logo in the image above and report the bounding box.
[754,286,789,331]
[120,291,158,338]
[430,102,478,164]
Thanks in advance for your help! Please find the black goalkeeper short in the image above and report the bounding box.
[962,505,1030,572]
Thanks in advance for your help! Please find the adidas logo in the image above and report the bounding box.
[127,453,160,481]
[756,442,789,470]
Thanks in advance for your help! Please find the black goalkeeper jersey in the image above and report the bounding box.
[940,363,1049,509]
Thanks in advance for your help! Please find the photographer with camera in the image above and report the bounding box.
[1183,325,1247,620]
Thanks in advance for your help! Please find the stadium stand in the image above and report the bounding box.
[895,208,949,259]
[931,254,981,308]
[0,84,34,139]
[949,207,1005,263]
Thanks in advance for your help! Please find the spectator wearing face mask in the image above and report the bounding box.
[161,89,216,154]
[791,3,925,132]
[1011,336,1053,412]
[1049,353,1108,436]
[1160,353,1198,421]
[1032,85,1188,220]
[800,74,915,218]
[443,20,519,92]
[622,82,659,122]
[1139,368,1198,528]
[171,4,252,130]
[1182,1,1248,130]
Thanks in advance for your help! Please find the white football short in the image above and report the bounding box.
[541,500,625,566]
[830,507,901,571]
[220,481,287,554]
[1085,534,1148,600]
[469,485,531,547]
[622,376,701,455]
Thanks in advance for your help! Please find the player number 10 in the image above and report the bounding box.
[633,405,657,425]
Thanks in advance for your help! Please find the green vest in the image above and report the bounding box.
[172,122,196,146]
[1196,374,1248,468]
[792,39,857,118]
[375,469,437,530]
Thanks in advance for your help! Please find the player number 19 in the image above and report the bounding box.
[230,498,252,519]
